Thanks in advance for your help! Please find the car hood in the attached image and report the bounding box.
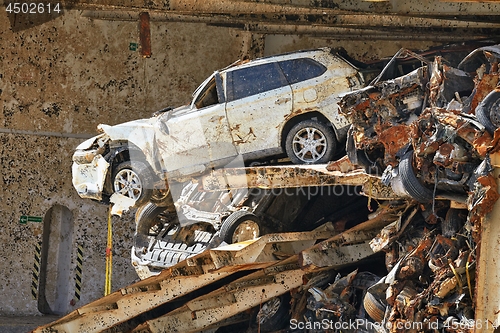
[157,104,192,122]
[75,134,105,150]
[98,117,157,138]
[76,117,159,153]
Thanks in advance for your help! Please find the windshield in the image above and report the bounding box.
[192,74,220,109]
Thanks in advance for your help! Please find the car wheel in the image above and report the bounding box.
[219,210,261,244]
[135,202,172,237]
[285,119,337,164]
[476,90,500,135]
[399,151,434,203]
[112,160,154,206]
[134,202,211,270]
[363,291,387,323]
[255,294,291,333]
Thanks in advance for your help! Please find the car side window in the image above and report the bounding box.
[226,62,288,102]
[278,58,327,84]
[194,77,219,109]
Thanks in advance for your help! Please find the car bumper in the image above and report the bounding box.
[71,155,110,201]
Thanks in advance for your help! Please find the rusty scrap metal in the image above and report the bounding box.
[340,44,500,207]
[362,206,476,330]
[337,44,500,332]
[139,12,151,58]
[31,226,358,333]
[192,226,339,270]
[202,164,398,200]
[298,201,409,269]
[36,44,500,333]
[131,268,305,333]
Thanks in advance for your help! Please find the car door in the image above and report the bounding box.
[155,73,239,177]
[225,61,292,159]
[278,56,354,129]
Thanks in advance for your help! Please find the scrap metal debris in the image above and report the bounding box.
[334,44,500,332]
[33,44,500,333]
[126,44,500,331]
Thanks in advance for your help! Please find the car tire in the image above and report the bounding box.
[134,202,212,269]
[135,202,170,237]
[476,90,500,135]
[112,160,154,206]
[363,291,387,323]
[399,151,434,203]
[255,294,291,333]
[285,119,337,164]
[219,210,261,244]
[134,201,175,250]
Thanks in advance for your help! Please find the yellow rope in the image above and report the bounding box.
[105,205,113,296]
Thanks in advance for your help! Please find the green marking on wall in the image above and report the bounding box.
[20,215,43,224]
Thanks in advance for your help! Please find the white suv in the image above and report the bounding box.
[72,48,372,205]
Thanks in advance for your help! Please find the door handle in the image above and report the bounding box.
[275,97,291,105]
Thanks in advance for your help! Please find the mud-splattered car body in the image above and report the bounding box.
[72,47,376,205]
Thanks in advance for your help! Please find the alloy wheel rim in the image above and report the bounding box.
[292,127,327,162]
[113,169,143,200]
[232,220,260,243]
[489,98,500,127]
[258,297,282,324]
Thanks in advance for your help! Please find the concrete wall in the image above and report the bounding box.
[0,9,248,315]
[263,34,440,61]
[0,8,437,316]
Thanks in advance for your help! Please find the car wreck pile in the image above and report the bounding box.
[42,44,500,333]
[124,45,500,332]
[332,45,500,332]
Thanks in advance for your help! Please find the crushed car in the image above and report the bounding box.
[334,43,500,332]
[213,43,500,333]
[72,47,381,206]
[212,42,500,333]
[41,43,500,333]
[131,179,370,278]
[71,42,490,208]
[340,45,500,203]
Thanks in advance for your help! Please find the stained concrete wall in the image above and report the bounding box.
[0,7,437,316]
[263,34,440,61]
[0,9,249,316]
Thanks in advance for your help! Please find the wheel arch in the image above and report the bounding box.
[104,141,159,193]
[280,111,337,151]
